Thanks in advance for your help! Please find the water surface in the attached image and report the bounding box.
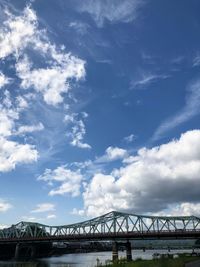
[0,249,194,267]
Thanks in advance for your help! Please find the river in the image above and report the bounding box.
[0,249,194,267]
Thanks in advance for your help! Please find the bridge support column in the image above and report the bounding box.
[112,242,118,262]
[14,243,20,260]
[30,245,36,259]
[126,241,132,261]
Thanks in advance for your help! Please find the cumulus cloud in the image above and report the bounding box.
[15,96,28,109]
[71,208,85,216]
[16,54,85,106]
[38,166,83,197]
[153,79,200,140]
[0,137,38,172]
[3,6,86,106]
[97,146,128,163]
[0,72,10,88]
[0,4,88,161]
[0,199,12,212]
[155,202,200,217]
[78,130,200,217]
[75,0,144,27]
[64,113,91,149]
[170,203,200,217]
[0,5,85,106]
[0,7,37,58]
[65,146,128,182]
[31,203,55,213]
[16,122,44,135]
[0,90,39,172]
[106,146,127,160]
[0,109,17,137]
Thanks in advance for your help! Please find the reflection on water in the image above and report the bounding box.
[0,262,48,267]
[0,249,194,267]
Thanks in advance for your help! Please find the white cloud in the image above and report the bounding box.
[0,6,86,107]
[95,146,128,164]
[170,203,200,216]
[193,54,200,67]
[31,203,55,213]
[0,199,12,212]
[71,208,85,216]
[0,137,38,172]
[64,113,91,149]
[66,146,128,181]
[0,92,31,138]
[69,21,90,35]
[16,122,44,135]
[38,166,83,197]
[130,72,169,89]
[0,109,17,137]
[106,146,127,160]
[78,130,200,217]
[22,213,56,222]
[153,79,200,140]
[16,96,28,109]
[0,5,88,158]
[152,202,200,217]
[16,54,85,106]
[47,214,56,219]
[0,7,37,59]
[124,134,135,143]
[22,216,39,221]
[0,224,9,229]
[76,0,144,27]
[2,90,12,108]
[0,72,10,88]
[0,90,39,172]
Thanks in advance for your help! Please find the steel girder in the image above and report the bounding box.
[0,211,200,239]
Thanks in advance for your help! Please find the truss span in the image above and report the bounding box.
[1,211,200,242]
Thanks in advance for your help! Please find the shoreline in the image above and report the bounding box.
[100,254,200,267]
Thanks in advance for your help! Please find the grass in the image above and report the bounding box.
[100,255,200,267]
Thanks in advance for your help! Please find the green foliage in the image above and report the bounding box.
[101,255,200,267]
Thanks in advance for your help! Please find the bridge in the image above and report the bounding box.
[1,211,200,260]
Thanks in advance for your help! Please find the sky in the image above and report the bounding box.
[0,0,200,227]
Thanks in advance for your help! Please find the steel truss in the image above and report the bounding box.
[0,211,200,240]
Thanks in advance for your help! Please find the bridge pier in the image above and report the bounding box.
[30,245,36,259]
[14,243,37,260]
[14,243,20,260]
[112,242,118,262]
[126,241,132,261]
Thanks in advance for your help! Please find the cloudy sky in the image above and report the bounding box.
[1,0,200,226]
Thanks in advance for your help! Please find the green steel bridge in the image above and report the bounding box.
[1,211,200,260]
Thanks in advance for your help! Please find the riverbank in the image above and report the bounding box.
[101,255,200,267]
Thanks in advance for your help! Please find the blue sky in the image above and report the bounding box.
[1,0,200,227]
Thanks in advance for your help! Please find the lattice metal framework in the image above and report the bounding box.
[0,211,200,239]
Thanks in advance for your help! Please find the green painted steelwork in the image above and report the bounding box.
[0,211,200,239]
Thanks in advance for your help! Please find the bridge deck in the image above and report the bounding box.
[1,230,200,244]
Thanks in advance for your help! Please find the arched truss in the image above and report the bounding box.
[0,211,200,240]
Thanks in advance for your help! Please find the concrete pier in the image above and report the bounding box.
[126,241,132,261]
[14,243,20,260]
[112,242,118,262]
[14,242,52,260]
